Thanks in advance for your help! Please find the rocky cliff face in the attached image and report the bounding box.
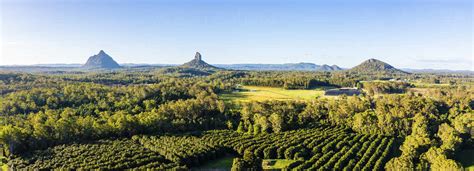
[83,50,121,69]
[195,52,202,61]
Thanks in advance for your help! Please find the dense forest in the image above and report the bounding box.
[0,67,472,170]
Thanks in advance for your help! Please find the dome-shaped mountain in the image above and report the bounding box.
[83,50,121,69]
[348,58,408,74]
[181,52,218,69]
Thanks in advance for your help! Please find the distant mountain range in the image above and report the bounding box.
[215,63,342,71]
[0,51,472,74]
[400,68,474,74]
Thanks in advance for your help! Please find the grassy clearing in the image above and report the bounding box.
[193,155,234,170]
[220,86,327,102]
[456,149,474,171]
[412,82,450,88]
[361,80,452,88]
[262,159,297,169]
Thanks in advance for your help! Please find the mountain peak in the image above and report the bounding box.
[360,58,395,69]
[82,50,121,69]
[348,58,408,74]
[181,52,218,69]
[331,65,342,70]
[366,58,379,63]
[195,52,202,61]
[316,64,342,71]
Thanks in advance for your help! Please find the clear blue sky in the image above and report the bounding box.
[1,0,472,70]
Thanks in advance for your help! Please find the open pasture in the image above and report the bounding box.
[220,86,329,102]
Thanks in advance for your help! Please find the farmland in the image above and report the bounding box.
[193,155,235,170]
[2,0,474,169]
[7,125,399,170]
[0,69,472,170]
[219,86,329,102]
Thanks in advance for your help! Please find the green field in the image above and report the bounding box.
[220,86,328,102]
[193,155,235,170]
[262,159,298,170]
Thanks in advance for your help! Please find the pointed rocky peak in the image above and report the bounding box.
[82,50,121,69]
[181,52,218,69]
[195,52,202,61]
[98,50,106,55]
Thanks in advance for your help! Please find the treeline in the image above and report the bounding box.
[0,72,62,95]
[385,113,471,170]
[236,101,307,134]
[362,81,412,95]
[234,71,359,89]
[234,90,472,137]
[0,78,231,155]
[232,88,473,170]
[240,77,333,89]
[0,80,201,116]
[413,73,474,85]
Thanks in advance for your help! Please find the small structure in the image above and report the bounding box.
[324,88,361,96]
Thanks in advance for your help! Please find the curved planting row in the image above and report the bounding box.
[199,125,396,170]
[7,125,397,170]
[8,139,180,170]
[134,135,227,167]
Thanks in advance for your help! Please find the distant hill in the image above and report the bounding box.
[181,52,218,69]
[31,64,82,67]
[400,68,474,74]
[83,50,121,69]
[215,63,343,71]
[330,65,342,71]
[347,58,408,74]
[319,64,342,71]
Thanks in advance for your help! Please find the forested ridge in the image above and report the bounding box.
[0,68,472,170]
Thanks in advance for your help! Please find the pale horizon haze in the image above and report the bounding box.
[1,0,473,70]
